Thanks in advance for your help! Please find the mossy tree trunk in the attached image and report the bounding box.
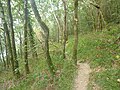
[62,0,67,59]
[24,0,30,74]
[0,35,6,68]
[0,1,14,75]
[7,0,20,78]
[30,0,55,77]
[28,18,38,59]
[4,32,10,68]
[72,0,79,65]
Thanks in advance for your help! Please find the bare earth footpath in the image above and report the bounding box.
[74,63,91,90]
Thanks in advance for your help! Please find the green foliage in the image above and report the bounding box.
[1,0,120,89]
[9,58,50,90]
[1,25,120,90]
[67,25,120,90]
[67,26,120,68]
[8,52,76,90]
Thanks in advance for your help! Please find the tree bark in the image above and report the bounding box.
[62,0,67,59]
[7,0,20,77]
[0,35,6,68]
[28,18,38,58]
[19,31,23,59]
[0,1,14,75]
[72,0,79,65]
[90,2,106,31]
[30,0,55,76]
[24,0,30,74]
[4,32,10,68]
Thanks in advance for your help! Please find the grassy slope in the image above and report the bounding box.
[67,25,120,90]
[1,25,120,90]
[4,56,75,90]
[5,42,76,90]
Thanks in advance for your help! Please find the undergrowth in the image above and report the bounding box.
[67,24,120,90]
[1,24,120,90]
[8,52,76,90]
[72,24,120,90]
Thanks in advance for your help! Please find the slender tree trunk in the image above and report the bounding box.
[0,35,6,68]
[90,2,106,31]
[4,32,10,68]
[24,0,30,74]
[28,18,38,58]
[62,0,67,59]
[0,1,14,75]
[7,0,20,77]
[72,0,79,65]
[56,15,63,43]
[53,14,60,43]
[30,0,55,77]
[0,52,1,59]
[19,31,23,59]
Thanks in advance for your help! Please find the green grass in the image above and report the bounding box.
[67,31,117,68]
[7,48,76,90]
[56,60,76,90]
[95,68,120,90]
[67,24,120,90]
[1,24,120,90]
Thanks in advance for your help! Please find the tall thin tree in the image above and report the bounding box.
[0,35,6,68]
[24,0,30,74]
[72,0,79,65]
[4,32,10,68]
[30,0,55,76]
[62,0,67,59]
[0,1,14,75]
[28,17,38,59]
[7,0,20,77]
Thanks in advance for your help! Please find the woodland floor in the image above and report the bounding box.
[74,63,91,90]
[1,25,120,90]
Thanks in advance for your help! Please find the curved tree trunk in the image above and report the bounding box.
[30,0,55,77]
[28,18,38,59]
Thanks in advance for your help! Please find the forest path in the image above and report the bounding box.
[74,63,91,90]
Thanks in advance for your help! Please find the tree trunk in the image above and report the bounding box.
[62,0,67,59]
[30,0,55,77]
[90,2,106,31]
[0,35,6,68]
[7,0,20,77]
[28,18,38,58]
[56,15,63,43]
[72,0,79,65]
[19,31,23,59]
[4,32,10,68]
[24,0,30,74]
[0,1,14,75]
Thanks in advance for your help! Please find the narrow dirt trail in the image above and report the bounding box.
[74,63,91,90]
